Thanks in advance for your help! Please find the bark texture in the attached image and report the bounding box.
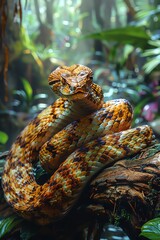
[86,143,160,239]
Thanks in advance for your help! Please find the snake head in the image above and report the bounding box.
[48,64,93,99]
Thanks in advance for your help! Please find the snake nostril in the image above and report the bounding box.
[70,86,75,91]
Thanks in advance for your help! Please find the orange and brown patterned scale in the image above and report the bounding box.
[2,64,156,225]
[39,99,133,172]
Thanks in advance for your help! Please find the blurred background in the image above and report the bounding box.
[0,0,160,150]
[0,1,160,239]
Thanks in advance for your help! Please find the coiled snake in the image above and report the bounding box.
[2,64,155,225]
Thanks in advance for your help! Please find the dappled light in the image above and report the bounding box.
[0,1,160,239]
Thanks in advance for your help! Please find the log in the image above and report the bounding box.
[86,143,160,239]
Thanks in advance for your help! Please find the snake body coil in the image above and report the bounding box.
[2,64,155,225]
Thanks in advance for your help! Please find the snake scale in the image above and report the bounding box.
[2,64,156,225]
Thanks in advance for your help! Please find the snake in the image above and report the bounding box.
[2,64,155,225]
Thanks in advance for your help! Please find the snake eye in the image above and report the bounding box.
[49,80,60,86]
[78,71,88,77]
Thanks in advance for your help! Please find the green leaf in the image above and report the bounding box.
[85,26,151,49]
[148,40,160,48]
[33,93,48,100]
[140,218,160,240]
[143,55,160,73]
[136,7,160,22]
[22,79,33,101]
[0,131,8,144]
[123,44,134,61]
[0,215,23,238]
[13,89,27,101]
[143,48,160,57]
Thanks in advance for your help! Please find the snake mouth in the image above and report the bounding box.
[61,91,88,100]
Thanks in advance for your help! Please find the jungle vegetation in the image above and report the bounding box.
[0,0,160,239]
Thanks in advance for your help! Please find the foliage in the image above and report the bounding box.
[85,25,151,49]
[86,4,160,73]
[0,131,8,152]
[0,78,49,150]
[0,210,40,239]
[86,1,160,130]
[13,78,48,114]
[0,131,8,145]
[142,40,160,73]
[140,218,160,240]
[0,215,23,239]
